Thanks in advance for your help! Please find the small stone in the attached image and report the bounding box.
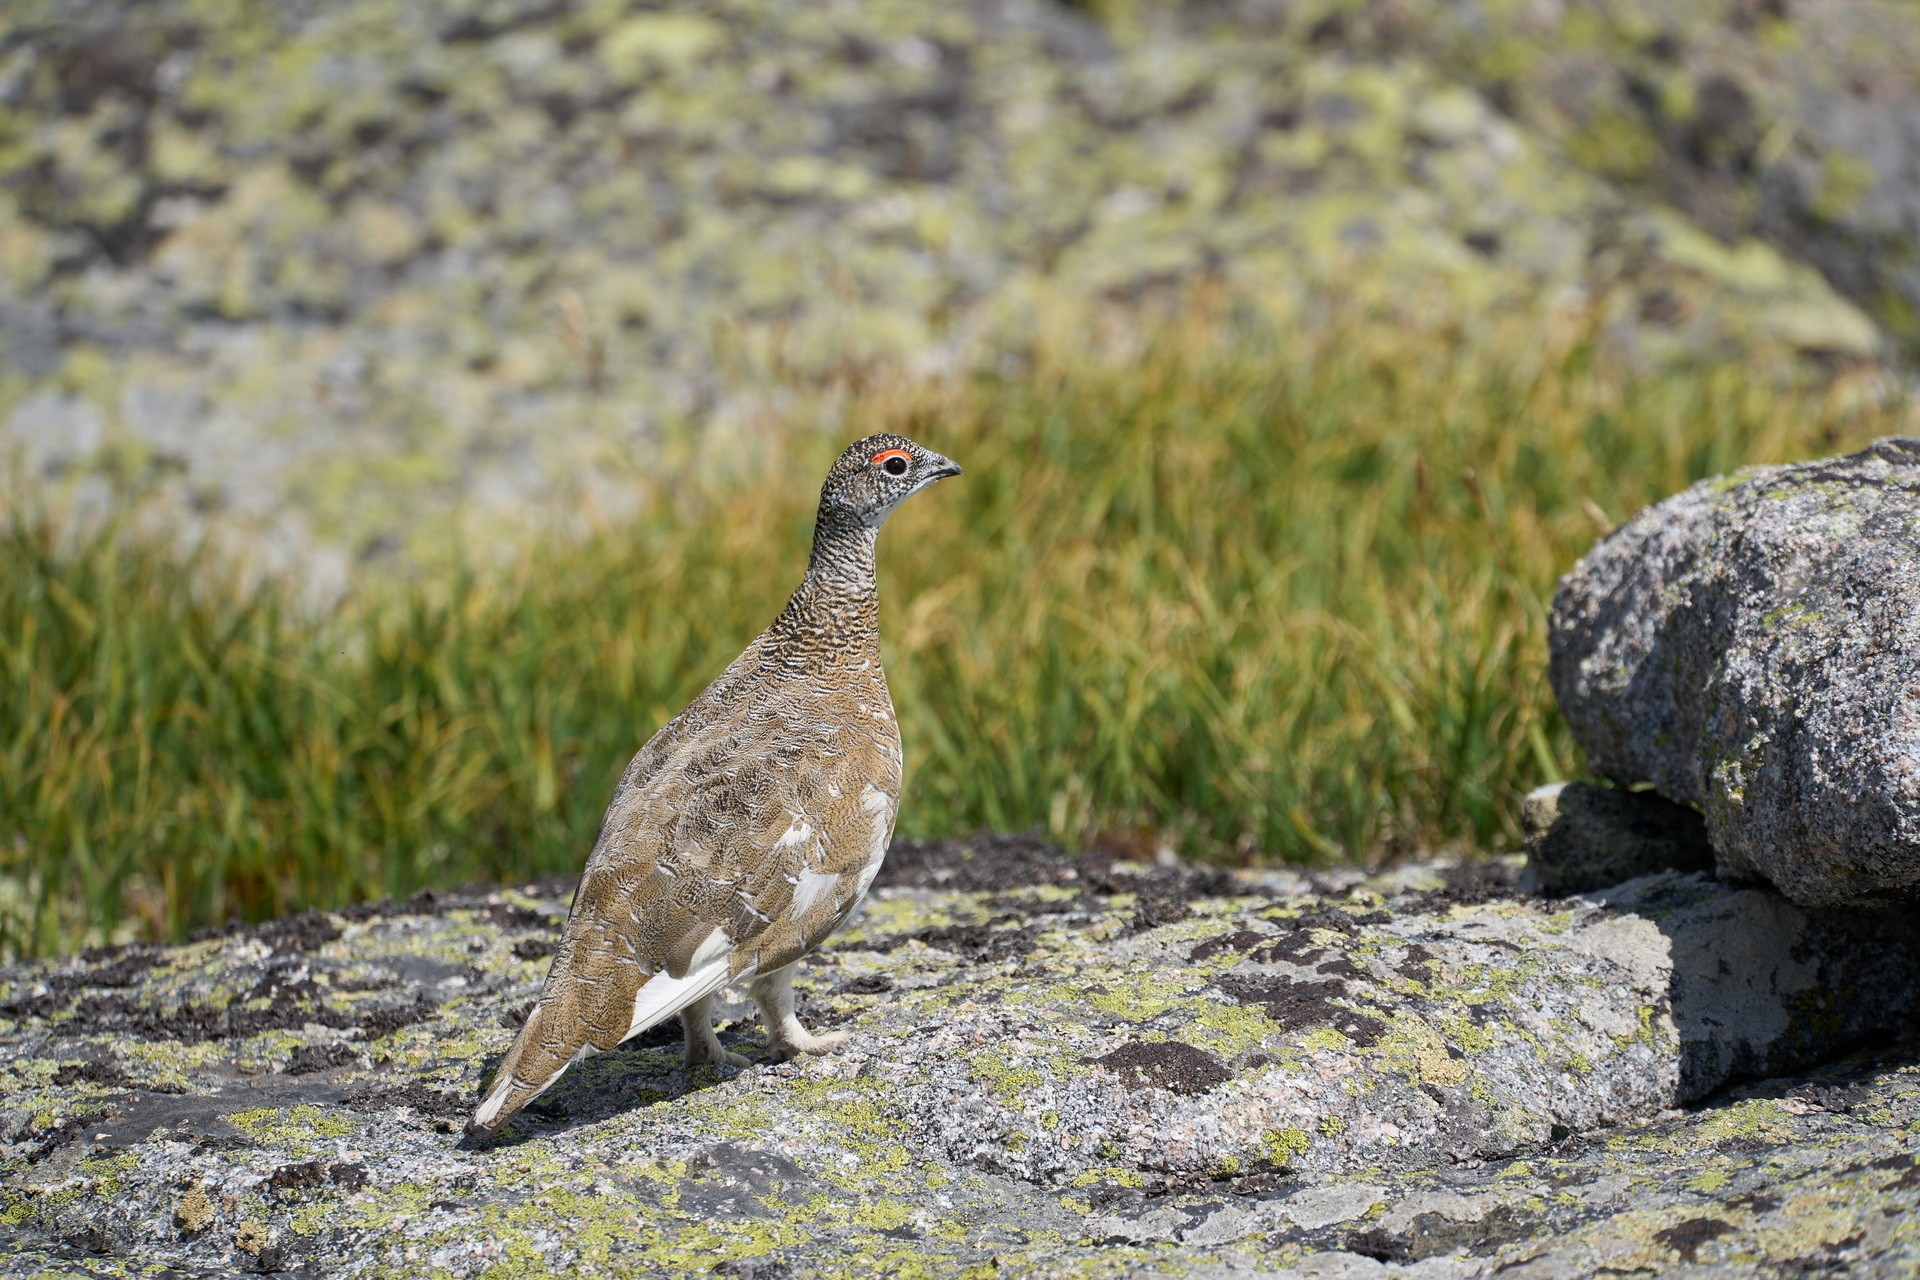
[1521,781,1715,894]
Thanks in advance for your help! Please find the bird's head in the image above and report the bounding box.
[816,433,963,531]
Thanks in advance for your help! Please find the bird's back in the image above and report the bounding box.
[583,630,902,972]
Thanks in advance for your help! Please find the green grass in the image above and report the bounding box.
[0,302,1900,956]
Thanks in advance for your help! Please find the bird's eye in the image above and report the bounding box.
[871,449,911,476]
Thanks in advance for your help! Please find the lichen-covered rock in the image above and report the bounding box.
[1521,782,1715,895]
[1386,0,1920,360]
[0,0,1892,578]
[4,838,1917,1276]
[1550,437,1920,906]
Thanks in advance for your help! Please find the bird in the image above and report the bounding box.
[468,433,962,1137]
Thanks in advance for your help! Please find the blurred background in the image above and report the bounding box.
[2,0,1917,956]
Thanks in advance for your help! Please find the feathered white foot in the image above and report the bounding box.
[767,1027,848,1062]
[680,994,750,1069]
[749,965,847,1062]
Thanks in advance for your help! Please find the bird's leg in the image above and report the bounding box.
[680,994,749,1069]
[748,965,849,1061]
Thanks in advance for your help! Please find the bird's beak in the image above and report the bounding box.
[924,452,963,482]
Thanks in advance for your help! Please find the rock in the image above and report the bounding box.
[1550,437,1920,907]
[4,837,1918,1276]
[1521,782,1715,895]
[0,0,1897,576]
[1401,0,1920,359]
[2,393,104,479]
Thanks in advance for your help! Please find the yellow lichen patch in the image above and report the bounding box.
[7,1058,62,1084]
[76,1151,140,1198]
[225,1104,356,1154]
[512,1190,806,1275]
[850,1198,917,1231]
[1596,1004,1676,1062]
[1297,1025,1357,1055]
[1184,997,1284,1058]
[820,1242,968,1280]
[968,1049,1047,1101]
[106,1039,220,1089]
[309,1179,441,1237]
[1083,972,1204,1023]
[1686,1167,1732,1194]
[1263,1127,1311,1166]
[4,1182,59,1231]
[1533,909,1582,936]
[1749,1182,1888,1259]
[769,1078,914,1177]
[1377,1014,1470,1087]
[1691,1098,1795,1149]
[1129,913,1247,948]
[838,894,978,946]
[1436,1010,1501,1055]
[1439,954,1535,1006]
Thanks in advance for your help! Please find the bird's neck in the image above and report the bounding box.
[766,521,882,663]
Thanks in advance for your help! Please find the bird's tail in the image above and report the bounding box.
[467,1001,592,1138]
[467,945,645,1138]
[468,923,741,1138]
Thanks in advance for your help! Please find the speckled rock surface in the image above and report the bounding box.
[1550,436,1920,907]
[1400,0,1920,360]
[5,838,1918,1277]
[0,0,1897,585]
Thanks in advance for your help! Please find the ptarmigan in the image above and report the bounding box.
[469,434,961,1137]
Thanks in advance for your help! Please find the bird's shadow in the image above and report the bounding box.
[458,1019,767,1150]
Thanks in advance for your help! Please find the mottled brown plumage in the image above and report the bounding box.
[469,434,960,1137]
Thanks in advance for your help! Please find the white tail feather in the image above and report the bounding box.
[474,1083,512,1130]
[474,931,739,1134]
[620,927,740,1044]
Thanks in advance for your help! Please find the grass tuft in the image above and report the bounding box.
[0,301,1903,955]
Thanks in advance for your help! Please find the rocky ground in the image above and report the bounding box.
[6,8,1920,1274]
[3,0,1914,589]
[5,832,1916,1277]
